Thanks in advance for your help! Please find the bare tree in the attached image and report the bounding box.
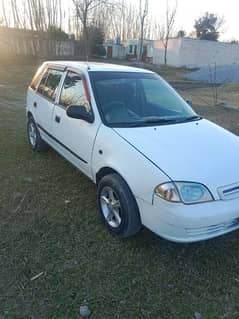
[138,0,148,61]
[161,0,177,65]
[1,0,10,27]
[72,0,116,59]
[10,0,23,28]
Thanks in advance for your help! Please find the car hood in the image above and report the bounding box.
[114,119,239,197]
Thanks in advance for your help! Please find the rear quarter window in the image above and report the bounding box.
[30,64,47,90]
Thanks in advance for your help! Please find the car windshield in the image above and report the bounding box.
[89,71,199,128]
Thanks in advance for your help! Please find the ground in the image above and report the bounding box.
[1,63,239,319]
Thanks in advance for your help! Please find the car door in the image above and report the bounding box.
[52,69,101,178]
[32,67,64,140]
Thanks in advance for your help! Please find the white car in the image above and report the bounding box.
[26,61,239,243]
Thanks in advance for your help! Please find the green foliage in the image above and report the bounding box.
[88,25,106,56]
[194,12,224,41]
[95,44,106,57]
[47,26,69,40]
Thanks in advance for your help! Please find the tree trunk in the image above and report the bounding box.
[164,38,168,65]
[83,21,89,60]
[164,45,167,65]
[139,18,144,61]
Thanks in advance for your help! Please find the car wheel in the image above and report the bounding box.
[97,173,142,238]
[27,116,49,152]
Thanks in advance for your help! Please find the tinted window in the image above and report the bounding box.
[90,71,197,127]
[37,69,63,102]
[59,71,91,113]
[30,64,46,90]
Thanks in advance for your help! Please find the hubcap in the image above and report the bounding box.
[100,186,122,228]
[29,122,37,147]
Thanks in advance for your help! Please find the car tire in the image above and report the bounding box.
[27,116,49,152]
[97,173,142,238]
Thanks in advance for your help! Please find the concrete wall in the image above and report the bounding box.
[112,45,125,59]
[0,27,75,60]
[153,37,239,68]
[153,38,182,66]
[126,39,154,57]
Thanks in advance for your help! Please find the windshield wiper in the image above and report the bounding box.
[115,118,187,127]
[141,117,189,125]
[111,116,203,128]
[182,115,202,122]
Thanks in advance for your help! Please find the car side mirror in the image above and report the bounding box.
[186,99,193,107]
[66,104,94,123]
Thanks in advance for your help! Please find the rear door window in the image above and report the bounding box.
[37,68,63,102]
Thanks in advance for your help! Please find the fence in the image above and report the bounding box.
[0,27,75,62]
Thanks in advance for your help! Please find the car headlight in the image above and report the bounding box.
[155,182,214,204]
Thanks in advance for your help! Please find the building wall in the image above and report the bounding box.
[126,39,154,58]
[153,38,182,66]
[112,45,126,59]
[104,41,126,59]
[153,37,239,68]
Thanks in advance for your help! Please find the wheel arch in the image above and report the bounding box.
[96,167,122,186]
[27,111,33,119]
[96,166,142,233]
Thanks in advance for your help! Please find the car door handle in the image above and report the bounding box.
[55,115,61,123]
[33,102,37,108]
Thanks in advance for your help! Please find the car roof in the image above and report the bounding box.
[43,61,154,74]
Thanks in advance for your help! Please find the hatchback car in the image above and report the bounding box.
[26,61,239,242]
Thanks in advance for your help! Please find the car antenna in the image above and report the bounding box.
[86,55,90,70]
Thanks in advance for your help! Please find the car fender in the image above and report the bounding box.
[92,125,171,204]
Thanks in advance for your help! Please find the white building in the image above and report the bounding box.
[104,40,125,59]
[105,36,239,68]
[153,37,239,68]
[126,39,154,62]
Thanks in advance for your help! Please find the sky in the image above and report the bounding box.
[134,0,238,41]
[1,0,238,41]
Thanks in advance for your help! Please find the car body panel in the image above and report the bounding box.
[114,119,239,199]
[51,67,102,178]
[91,124,170,203]
[27,88,55,138]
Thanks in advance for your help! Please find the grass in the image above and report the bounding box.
[1,63,239,319]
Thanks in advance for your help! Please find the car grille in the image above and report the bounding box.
[218,182,239,200]
[186,218,239,237]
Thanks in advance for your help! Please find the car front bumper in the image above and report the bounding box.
[137,196,239,243]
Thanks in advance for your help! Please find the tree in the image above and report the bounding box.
[0,0,9,27]
[88,25,106,56]
[72,0,116,59]
[160,0,177,65]
[177,30,186,38]
[194,12,224,41]
[230,39,239,45]
[47,26,69,40]
[138,0,148,61]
